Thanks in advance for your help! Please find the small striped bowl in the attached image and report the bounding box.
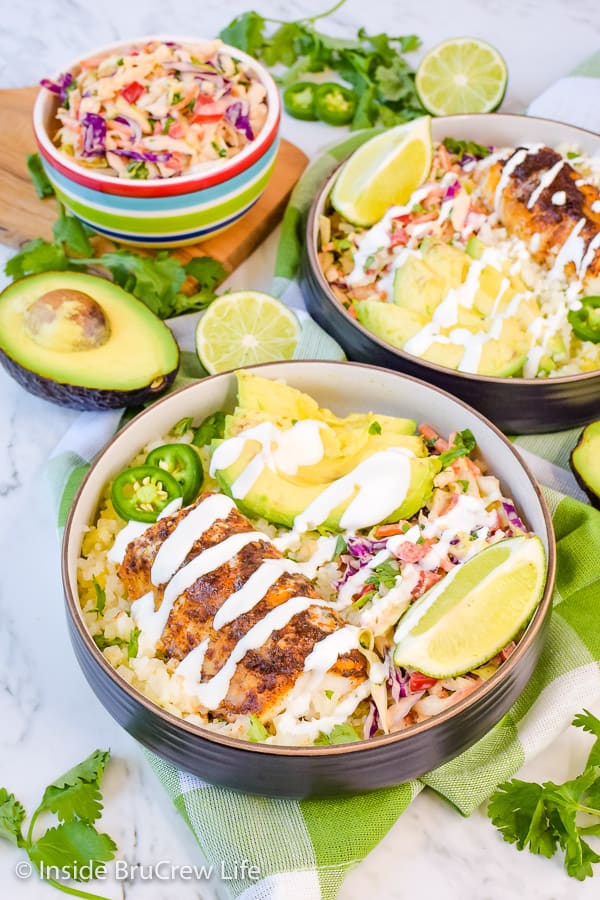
[33,36,281,247]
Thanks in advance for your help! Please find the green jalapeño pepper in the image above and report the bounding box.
[283,82,318,121]
[145,443,203,505]
[111,465,182,523]
[568,296,600,343]
[314,82,357,126]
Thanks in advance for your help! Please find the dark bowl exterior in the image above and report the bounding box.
[65,594,550,797]
[62,361,556,799]
[300,114,600,435]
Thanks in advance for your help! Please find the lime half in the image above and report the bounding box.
[416,38,508,115]
[331,116,433,227]
[393,535,546,678]
[195,291,300,375]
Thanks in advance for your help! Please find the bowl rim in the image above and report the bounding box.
[33,34,281,191]
[62,359,556,757]
[305,112,600,387]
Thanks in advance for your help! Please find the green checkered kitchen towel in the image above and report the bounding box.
[47,62,600,900]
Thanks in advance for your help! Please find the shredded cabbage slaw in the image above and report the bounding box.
[42,39,269,179]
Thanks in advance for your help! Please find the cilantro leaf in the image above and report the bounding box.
[127,627,140,660]
[38,749,110,824]
[29,822,116,879]
[0,789,26,847]
[314,723,360,745]
[91,577,106,617]
[438,429,477,467]
[219,11,266,56]
[365,557,399,590]
[192,411,226,447]
[184,256,227,291]
[26,153,55,198]
[4,238,72,279]
[573,709,600,769]
[334,535,347,558]
[96,250,187,318]
[368,421,382,435]
[488,779,558,857]
[53,204,93,256]
[442,137,491,160]
[171,417,193,437]
[247,714,269,742]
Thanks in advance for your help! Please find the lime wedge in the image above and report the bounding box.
[415,38,508,116]
[330,116,433,227]
[393,536,546,678]
[195,291,300,375]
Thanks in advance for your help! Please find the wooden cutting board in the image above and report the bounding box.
[0,86,308,273]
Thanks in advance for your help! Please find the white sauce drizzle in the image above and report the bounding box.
[150,493,235,586]
[179,595,324,710]
[551,190,566,206]
[294,448,415,533]
[212,558,297,629]
[209,420,325,481]
[550,217,587,280]
[526,160,564,210]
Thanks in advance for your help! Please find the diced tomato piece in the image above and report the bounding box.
[418,423,440,442]
[168,120,185,139]
[409,672,438,692]
[411,570,442,598]
[393,541,431,563]
[121,81,145,104]
[390,227,409,247]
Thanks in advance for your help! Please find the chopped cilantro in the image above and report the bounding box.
[171,417,193,437]
[334,535,348,558]
[438,429,477,467]
[365,557,399,590]
[91,577,106,617]
[247,714,269,742]
[442,137,491,160]
[314,723,360,745]
[127,628,140,660]
[457,479,470,493]
[368,421,382,435]
[192,411,226,447]
[324,689,334,700]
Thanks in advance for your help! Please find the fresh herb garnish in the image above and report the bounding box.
[365,557,399,590]
[220,0,424,130]
[442,137,491,160]
[7,164,227,319]
[438,429,477,467]
[126,160,149,179]
[91,577,106,618]
[368,421,382,435]
[457,479,470,493]
[192,410,227,447]
[127,628,140,660]
[26,153,55,199]
[0,749,116,898]
[171,416,194,437]
[566,150,581,160]
[324,689,334,700]
[314,723,360,745]
[247,714,269,742]
[334,534,348,558]
[488,710,600,880]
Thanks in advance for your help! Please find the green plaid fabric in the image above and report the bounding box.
[46,59,600,898]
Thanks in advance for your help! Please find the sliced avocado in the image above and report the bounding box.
[420,341,464,369]
[355,300,427,350]
[477,340,527,377]
[393,256,446,315]
[0,271,179,410]
[423,242,469,289]
[570,421,600,509]
[211,372,440,530]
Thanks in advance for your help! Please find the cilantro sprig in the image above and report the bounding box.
[220,0,424,130]
[0,749,116,898]
[6,180,227,320]
[314,723,360,745]
[438,428,477,467]
[488,710,600,879]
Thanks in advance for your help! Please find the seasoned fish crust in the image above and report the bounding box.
[478,146,600,288]
[117,492,368,722]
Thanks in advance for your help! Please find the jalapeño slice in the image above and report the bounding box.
[568,296,600,343]
[314,82,357,126]
[111,465,182,523]
[145,443,203,505]
[282,82,318,121]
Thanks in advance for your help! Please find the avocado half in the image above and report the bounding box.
[570,421,600,509]
[0,271,179,410]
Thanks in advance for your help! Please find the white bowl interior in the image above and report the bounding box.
[65,361,552,607]
[33,34,281,187]
[430,112,600,153]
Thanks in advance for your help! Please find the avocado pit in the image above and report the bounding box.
[24,289,111,352]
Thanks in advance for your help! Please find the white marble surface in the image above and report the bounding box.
[1,1,600,898]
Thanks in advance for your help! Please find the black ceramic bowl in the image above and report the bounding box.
[301,114,600,434]
[62,361,555,798]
